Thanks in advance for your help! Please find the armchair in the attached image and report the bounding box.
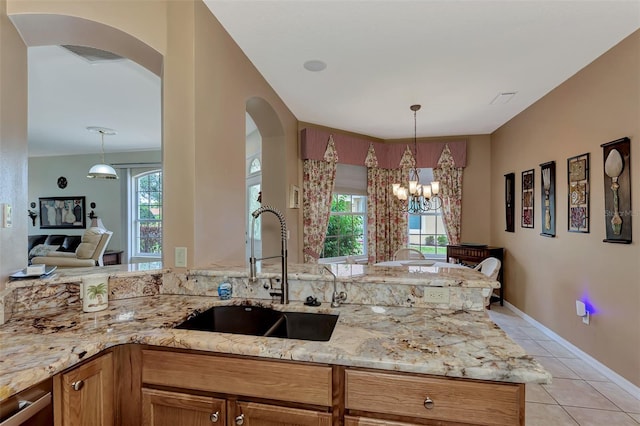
[31,228,113,267]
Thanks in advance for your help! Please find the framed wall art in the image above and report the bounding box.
[602,137,631,243]
[521,169,534,228]
[568,153,590,233]
[505,173,515,232]
[39,196,86,229]
[540,161,556,237]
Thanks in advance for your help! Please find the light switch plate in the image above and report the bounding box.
[1,203,12,228]
[175,247,187,267]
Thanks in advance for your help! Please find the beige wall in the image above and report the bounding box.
[3,0,301,276]
[490,30,640,386]
[459,135,492,244]
[0,0,28,287]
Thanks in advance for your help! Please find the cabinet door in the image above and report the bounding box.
[345,415,419,426]
[232,401,332,426]
[55,352,114,426]
[142,388,226,426]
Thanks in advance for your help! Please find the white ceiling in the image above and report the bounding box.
[27,1,640,157]
[28,45,161,157]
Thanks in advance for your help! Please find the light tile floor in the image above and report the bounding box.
[487,305,640,425]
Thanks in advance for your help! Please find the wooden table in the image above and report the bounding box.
[103,250,124,266]
[446,245,504,305]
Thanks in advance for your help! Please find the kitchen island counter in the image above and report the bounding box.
[0,294,550,402]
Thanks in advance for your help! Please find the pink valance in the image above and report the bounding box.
[300,127,466,169]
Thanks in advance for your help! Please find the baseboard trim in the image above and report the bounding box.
[503,300,640,400]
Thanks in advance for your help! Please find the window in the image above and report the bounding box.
[133,170,162,256]
[408,211,448,257]
[321,194,367,260]
[249,158,261,174]
[407,168,448,257]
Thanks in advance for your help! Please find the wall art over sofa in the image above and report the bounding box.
[39,196,86,229]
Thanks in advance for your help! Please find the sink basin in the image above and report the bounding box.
[175,305,338,342]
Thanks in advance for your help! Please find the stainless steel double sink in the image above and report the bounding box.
[175,305,338,342]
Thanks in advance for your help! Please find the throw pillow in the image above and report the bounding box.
[28,244,61,258]
[75,227,106,259]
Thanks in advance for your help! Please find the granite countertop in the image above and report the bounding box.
[5,262,166,289]
[0,294,550,401]
[192,262,500,289]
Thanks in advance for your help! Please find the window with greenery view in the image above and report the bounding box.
[321,194,366,259]
[408,211,448,257]
[134,170,162,256]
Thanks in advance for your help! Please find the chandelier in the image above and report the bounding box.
[392,104,441,213]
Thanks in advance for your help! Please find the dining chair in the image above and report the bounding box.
[393,248,425,260]
[474,257,501,308]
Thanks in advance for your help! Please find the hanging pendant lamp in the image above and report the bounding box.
[87,126,118,179]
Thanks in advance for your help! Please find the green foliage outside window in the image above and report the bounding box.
[137,171,162,255]
[322,194,365,258]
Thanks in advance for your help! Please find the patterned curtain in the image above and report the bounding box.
[365,144,410,264]
[302,136,339,263]
[433,144,463,245]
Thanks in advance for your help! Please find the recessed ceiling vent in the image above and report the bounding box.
[61,45,124,63]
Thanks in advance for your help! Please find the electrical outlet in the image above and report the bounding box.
[175,247,187,267]
[424,287,450,304]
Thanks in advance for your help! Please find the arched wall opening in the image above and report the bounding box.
[8,12,164,264]
[246,97,288,261]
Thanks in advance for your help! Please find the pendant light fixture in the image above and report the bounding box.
[392,105,441,213]
[87,126,118,179]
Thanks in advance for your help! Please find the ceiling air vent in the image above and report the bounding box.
[61,45,124,63]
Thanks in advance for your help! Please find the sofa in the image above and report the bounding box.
[30,227,113,267]
[28,234,82,259]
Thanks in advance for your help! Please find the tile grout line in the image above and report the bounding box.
[499,301,640,400]
[490,306,640,424]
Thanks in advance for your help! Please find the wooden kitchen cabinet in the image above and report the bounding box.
[345,416,418,426]
[231,401,332,425]
[50,345,525,426]
[53,352,114,426]
[141,349,335,425]
[142,388,226,426]
[345,368,524,426]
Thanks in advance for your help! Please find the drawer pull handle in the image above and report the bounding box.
[71,380,84,391]
[235,414,245,425]
[210,411,219,422]
[423,397,435,409]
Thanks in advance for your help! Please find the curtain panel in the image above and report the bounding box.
[433,144,463,245]
[302,136,339,263]
[365,144,409,263]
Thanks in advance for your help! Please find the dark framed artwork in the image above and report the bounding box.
[505,173,515,232]
[568,153,590,233]
[521,169,535,228]
[540,161,556,237]
[39,196,86,229]
[602,137,631,243]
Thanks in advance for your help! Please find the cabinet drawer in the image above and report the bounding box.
[345,369,523,426]
[142,350,332,407]
[142,388,225,426]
